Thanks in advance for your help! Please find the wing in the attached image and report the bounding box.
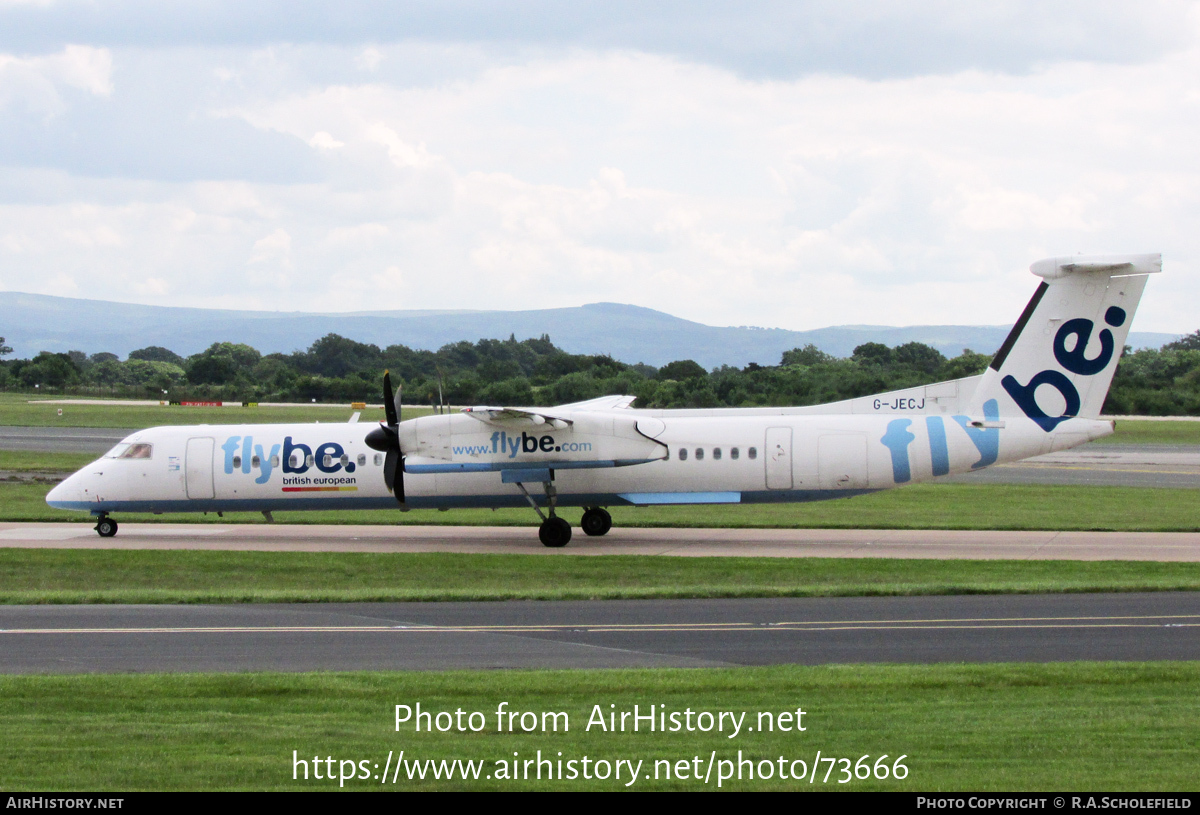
[551,394,637,411]
[460,394,636,427]
[460,406,573,429]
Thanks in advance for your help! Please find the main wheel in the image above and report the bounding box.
[96,517,118,538]
[580,507,613,537]
[539,517,572,547]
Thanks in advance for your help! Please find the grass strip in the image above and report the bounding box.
[0,449,96,472]
[2,550,1199,604]
[0,662,1196,790]
[0,393,428,428]
[1108,419,1200,445]
[13,481,1200,531]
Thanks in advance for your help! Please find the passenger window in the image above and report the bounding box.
[323,454,333,468]
[271,455,280,468]
[374,453,383,466]
[306,454,315,467]
[731,447,740,460]
[232,455,242,469]
[713,448,722,460]
[339,454,349,468]
[289,453,301,468]
[357,454,366,466]
[679,448,688,461]
[748,447,758,460]
[251,455,261,468]
[695,448,704,460]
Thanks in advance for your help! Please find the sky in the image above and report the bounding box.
[0,1,1196,334]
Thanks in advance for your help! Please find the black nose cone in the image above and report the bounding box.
[365,424,395,452]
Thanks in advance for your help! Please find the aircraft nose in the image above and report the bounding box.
[45,480,66,506]
[45,471,82,508]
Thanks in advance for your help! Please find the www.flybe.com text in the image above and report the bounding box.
[453,431,592,458]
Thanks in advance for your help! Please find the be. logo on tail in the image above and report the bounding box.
[1001,306,1126,432]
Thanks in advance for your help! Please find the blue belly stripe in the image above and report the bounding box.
[617,492,741,505]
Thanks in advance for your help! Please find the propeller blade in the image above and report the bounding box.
[383,449,397,492]
[383,448,405,503]
[383,370,398,427]
[374,371,405,505]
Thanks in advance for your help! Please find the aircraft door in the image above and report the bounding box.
[764,427,793,490]
[185,437,215,499]
[818,434,868,490]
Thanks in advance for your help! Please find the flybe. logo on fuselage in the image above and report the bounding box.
[220,435,354,484]
[1002,306,1126,432]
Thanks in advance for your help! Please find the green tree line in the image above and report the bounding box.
[0,330,1197,414]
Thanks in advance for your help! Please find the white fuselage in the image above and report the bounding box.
[45,408,1113,515]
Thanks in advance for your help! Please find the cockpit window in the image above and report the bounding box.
[105,443,152,460]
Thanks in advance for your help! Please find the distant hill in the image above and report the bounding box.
[0,292,1179,369]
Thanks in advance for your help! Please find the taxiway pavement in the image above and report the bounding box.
[4,522,1200,560]
[0,593,1195,673]
[0,426,131,454]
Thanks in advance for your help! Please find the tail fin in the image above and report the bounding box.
[969,253,1161,430]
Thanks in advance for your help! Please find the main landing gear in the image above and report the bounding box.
[94,513,118,538]
[514,478,572,547]
[539,516,572,548]
[580,507,613,537]
[512,477,615,547]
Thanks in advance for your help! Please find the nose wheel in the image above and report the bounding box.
[95,516,118,538]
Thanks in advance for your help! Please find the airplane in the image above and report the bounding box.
[47,253,1161,547]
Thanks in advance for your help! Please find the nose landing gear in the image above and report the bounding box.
[95,514,118,538]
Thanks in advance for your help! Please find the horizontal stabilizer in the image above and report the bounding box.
[1030,254,1162,280]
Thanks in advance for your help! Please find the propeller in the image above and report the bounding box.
[365,371,405,505]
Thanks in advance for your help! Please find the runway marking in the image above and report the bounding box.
[3,614,1198,635]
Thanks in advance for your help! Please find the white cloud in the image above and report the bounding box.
[325,222,388,245]
[2,18,1200,336]
[356,47,383,71]
[63,225,123,247]
[0,44,112,116]
[134,277,169,296]
[249,228,292,267]
[364,123,436,169]
[308,130,344,149]
[53,44,113,95]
